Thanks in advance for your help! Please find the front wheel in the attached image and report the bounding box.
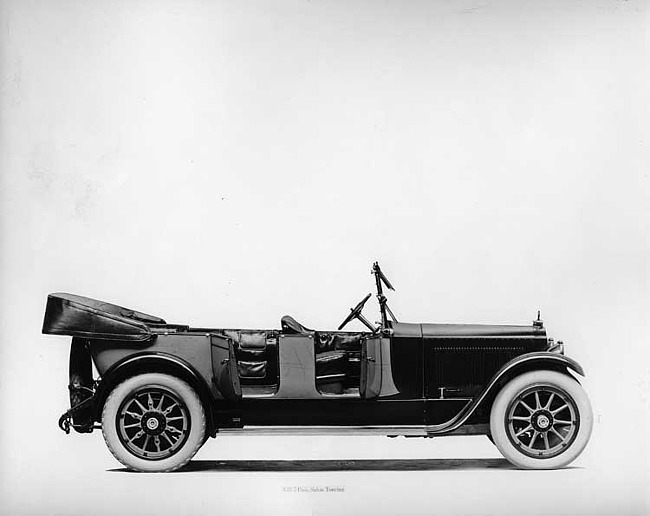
[102,373,206,472]
[490,370,592,469]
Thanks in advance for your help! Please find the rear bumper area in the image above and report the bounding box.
[59,338,97,434]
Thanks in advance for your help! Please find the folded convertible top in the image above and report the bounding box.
[42,293,166,341]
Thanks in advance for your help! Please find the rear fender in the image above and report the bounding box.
[93,352,218,436]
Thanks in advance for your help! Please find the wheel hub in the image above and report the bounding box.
[532,410,553,432]
[141,412,166,436]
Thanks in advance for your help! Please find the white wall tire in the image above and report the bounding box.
[102,373,206,472]
[490,370,592,470]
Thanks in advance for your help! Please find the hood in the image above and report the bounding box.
[392,322,546,338]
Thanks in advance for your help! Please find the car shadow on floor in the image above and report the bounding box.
[109,458,537,473]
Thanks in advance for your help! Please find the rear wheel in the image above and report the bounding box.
[102,373,206,472]
[490,370,592,469]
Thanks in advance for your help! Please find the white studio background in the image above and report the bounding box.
[0,1,648,515]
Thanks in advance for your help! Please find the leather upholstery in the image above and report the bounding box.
[218,329,278,386]
[316,332,364,353]
[314,332,364,386]
[315,351,347,379]
[221,330,267,350]
[237,360,268,379]
[281,316,313,334]
[239,331,267,350]
[221,325,364,388]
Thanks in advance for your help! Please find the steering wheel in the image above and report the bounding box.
[338,293,372,330]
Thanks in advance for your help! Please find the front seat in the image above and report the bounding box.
[281,315,313,334]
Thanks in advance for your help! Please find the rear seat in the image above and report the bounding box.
[220,330,278,384]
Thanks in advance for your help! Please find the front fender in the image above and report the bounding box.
[473,351,585,410]
[490,351,584,379]
[427,352,585,435]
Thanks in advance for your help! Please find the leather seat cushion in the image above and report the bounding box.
[316,350,348,379]
[220,329,267,350]
[316,333,364,353]
[239,331,267,350]
[237,360,267,378]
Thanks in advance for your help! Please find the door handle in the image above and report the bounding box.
[366,356,375,362]
[221,358,230,365]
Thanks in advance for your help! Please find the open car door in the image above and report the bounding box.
[360,336,382,399]
[210,334,242,402]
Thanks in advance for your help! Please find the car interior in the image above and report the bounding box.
[218,316,365,396]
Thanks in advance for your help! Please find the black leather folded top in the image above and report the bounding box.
[42,293,165,341]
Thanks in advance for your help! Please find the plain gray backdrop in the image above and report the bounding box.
[1,0,648,514]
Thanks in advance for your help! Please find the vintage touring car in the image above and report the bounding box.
[43,263,592,472]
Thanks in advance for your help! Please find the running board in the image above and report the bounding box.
[217,424,488,437]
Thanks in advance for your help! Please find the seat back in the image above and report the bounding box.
[281,315,313,334]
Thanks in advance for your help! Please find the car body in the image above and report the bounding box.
[43,263,592,472]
